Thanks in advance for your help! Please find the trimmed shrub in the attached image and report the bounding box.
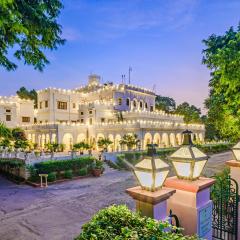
[78,168,88,176]
[48,172,57,182]
[75,205,198,240]
[34,156,95,174]
[64,170,73,179]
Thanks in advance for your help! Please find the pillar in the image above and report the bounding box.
[164,177,215,239]
[226,160,240,197]
[126,186,176,221]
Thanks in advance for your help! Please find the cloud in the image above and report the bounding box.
[61,0,200,42]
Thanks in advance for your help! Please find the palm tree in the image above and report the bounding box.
[73,141,88,154]
[97,138,113,152]
[119,134,140,150]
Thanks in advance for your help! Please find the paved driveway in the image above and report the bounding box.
[0,151,233,240]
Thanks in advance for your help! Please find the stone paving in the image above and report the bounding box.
[0,151,234,240]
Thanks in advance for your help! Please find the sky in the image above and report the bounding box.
[0,0,240,112]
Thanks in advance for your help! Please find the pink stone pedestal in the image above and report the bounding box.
[226,160,240,197]
[126,186,176,221]
[164,177,215,239]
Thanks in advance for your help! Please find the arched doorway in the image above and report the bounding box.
[62,133,73,151]
[144,132,152,150]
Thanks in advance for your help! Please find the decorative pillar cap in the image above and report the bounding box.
[126,186,176,204]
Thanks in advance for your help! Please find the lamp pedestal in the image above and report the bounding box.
[164,177,215,240]
[126,186,176,221]
[226,160,240,196]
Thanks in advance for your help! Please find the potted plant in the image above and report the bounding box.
[91,160,103,177]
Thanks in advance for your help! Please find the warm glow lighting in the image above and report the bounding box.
[133,144,169,191]
[170,130,208,180]
[232,141,240,161]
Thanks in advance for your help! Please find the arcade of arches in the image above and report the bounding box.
[28,131,204,151]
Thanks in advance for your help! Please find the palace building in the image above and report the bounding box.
[0,75,205,151]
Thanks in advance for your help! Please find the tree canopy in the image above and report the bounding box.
[174,102,202,124]
[16,87,38,107]
[202,24,240,141]
[0,0,65,71]
[155,95,176,112]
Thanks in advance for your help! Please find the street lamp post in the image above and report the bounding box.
[164,130,215,239]
[126,144,175,220]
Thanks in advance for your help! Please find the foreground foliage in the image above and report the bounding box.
[75,205,198,240]
[203,24,240,141]
[0,0,65,71]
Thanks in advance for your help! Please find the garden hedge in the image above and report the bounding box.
[75,205,198,240]
[34,156,95,174]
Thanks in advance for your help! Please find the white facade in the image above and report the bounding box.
[0,96,34,128]
[0,75,205,150]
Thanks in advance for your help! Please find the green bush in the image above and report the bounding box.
[75,205,198,240]
[78,168,88,176]
[64,169,73,179]
[34,156,95,174]
[48,172,57,182]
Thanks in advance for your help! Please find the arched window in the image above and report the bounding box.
[126,98,130,106]
[145,102,148,109]
[118,98,122,105]
[133,100,137,107]
[139,101,143,109]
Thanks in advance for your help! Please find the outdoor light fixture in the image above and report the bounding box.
[134,144,169,191]
[170,130,208,180]
[232,141,240,161]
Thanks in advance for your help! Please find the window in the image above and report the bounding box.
[139,101,143,108]
[6,115,11,121]
[118,98,122,105]
[89,110,93,115]
[45,101,48,108]
[126,98,130,106]
[145,102,148,109]
[71,120,76,123]
[80,119,84,123]
[101,118,105,123]
[80,111,84,115]
[39,102,42,109]
[73,103,76,109]
[22,117,30,123]
[6,109,11,113]
[39,121,42,124]
[133,100,137,107]
[150,106,154,112]
[89,118,93,125]
[57,101,67,110]
[34,118,37,123]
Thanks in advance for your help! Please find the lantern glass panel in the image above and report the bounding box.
[155,170,169,188]
[233,149,240,161]
[154,159,169,169]
[135,159,152,169]
[135,170,152,189]
[193,160,207,179]
[172,161,191,178]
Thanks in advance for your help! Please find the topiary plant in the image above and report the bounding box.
[64,169,73,179]
[48,172,57,182]
[78,168,88,176]
[75,205,199,240]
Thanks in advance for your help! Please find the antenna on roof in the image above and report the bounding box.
[121,74,126,84]
[152,84,156,93]
[128,66,132,84]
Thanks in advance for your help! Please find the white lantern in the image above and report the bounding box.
[134,144,169,191]
[170,130,208,180]
[232,141,240,161]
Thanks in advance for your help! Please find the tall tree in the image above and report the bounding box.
[202,24,240,140]
[155,95,176,112]
[175,102,202,124]
[16,87,38,107]
[0,0,65,71]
